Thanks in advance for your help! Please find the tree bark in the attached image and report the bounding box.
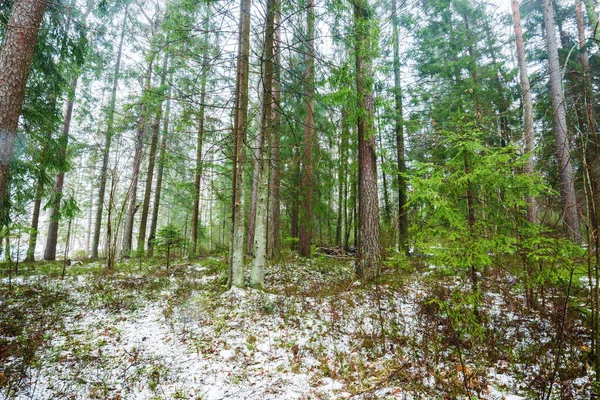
[336,111,348,246]
[147,81,171,258]
[354,0,381,279]
[298,0,315,258]
[511,0,537,224]
[229,0,252,287]
[92,11,127,259]
[0,0,46,219]
[44,77,79,261]
[268,8,282,259]
[251,0,276,287]
[543,0,581,241]
[391,0,408,254]
[137,54,168,256]
[192,35,209,257]
[122,59,154,257]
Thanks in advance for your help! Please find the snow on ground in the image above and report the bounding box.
[1,257,592,399]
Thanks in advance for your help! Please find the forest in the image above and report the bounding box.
[0,0,600,398]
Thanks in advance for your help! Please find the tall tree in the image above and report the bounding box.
[137,53,169,256]
[44,3,93,260]
[229,0,252,287]
[354,0,381,279]
[92,10,127,259]
[191,27,210,257]
[391,0,408,254]
[511,0,537,224]
[298,0,315,258]
[0,0,47,220]
[543,0,580,241]
[251,0,276,286]
[268,9,282,259]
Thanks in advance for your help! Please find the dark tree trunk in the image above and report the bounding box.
[44,77,79,261]
[391,0,408,254]
[299,0,315,258]
[0,0,47,218]
[336,111,348,246]
[354,0,381,279]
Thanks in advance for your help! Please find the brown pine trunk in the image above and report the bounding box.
[511,0,537,224]
[298,0,315,258]
[354,0,381,279]
[191,64,208,256]
[92,11,127,259]
[392,0,408,254]
[543,0,581,241]
[229,0,252,287]
[0,0,46,218]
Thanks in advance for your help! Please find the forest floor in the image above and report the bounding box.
[0,252,594,399]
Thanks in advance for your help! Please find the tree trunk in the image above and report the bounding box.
[543,0,581,241]
[229,0,252,287]
[0,0,46,218]
[268,8,282,259]
[298,0,315,258]
[92,11,127,259]
[251,0,275,286]
[246,111,263,255]
[354,0,381,279]
[192,38,209,257]
[44,77,79,261]
[336,111,348,246]
[122,60,154,257]
[391,0,408,254]
[511,0,537,224]
[147,83,171,258]
[25,172,44,262]
[376,107,391,226]
[137,55,168,256]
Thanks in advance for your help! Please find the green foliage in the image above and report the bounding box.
[154,224,185,269]
[409,119,550,276]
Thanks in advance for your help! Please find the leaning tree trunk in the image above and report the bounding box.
[251,0,275,287]
[391,0,408,255]
[268,8,282,259]
[44,77,79,261]
[511,0,537,224]
[354,0,381,279]
[543,0,581,242]
[92,11,127,259]
[0,0,47,219]
[229,0,252,287]
[298,0,315,258]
